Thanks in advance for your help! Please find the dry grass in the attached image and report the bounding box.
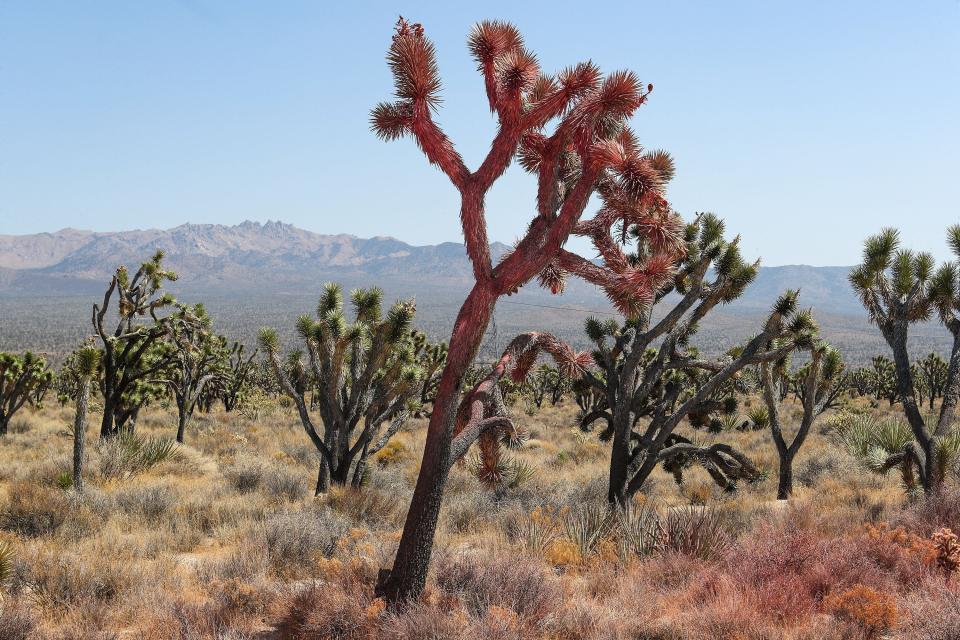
[0,396,956,638]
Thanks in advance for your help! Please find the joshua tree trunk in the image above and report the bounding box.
[176,402,188,444]
[73,381,91,493]
[777,452,795,500]
[352,444,370,488]
[315,461,330,496]
[0,416,8,436]
[377,285,494,604]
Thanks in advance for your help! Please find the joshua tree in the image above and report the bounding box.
[371,17,686,603]
[61,346,101,493]
[412,332,447,416]
[0,351,53,436]
[92,252,183,438]
[0,351,52,435]
[762,341,844,499]
[525,364,555,409]
[219,342,259,412]
[573,213,818,505]
[915,352,949,411]
[850,226,960,493]
[259,284,423,494]
[524,364,570,409]
[870,355,899,406]
[158,304,229,443]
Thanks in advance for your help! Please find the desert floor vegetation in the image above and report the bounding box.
[0,394,958,639]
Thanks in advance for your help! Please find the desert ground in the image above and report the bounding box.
[0,393,957,640]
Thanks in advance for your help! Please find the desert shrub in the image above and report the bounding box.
[895,483,960,534]
[824,584,899,638]
[328,486,401,529]
[98,432,181,480]
[273,584,370,639]
[0,601,37,640]
[225,458,263,494]
[226,458,303,501]
[137,596,261,640]
[261,508,348,576]
[433,552,562,622]
[900,580,960,640]
[380,603,468,640]
[662,506,730,560]
[931,527,960,579]
[271,558,378,639]
[795,447,849,488]
[373,438,408,466]
[260,465,305,502]
[15,549,139,608]
[861,523,935,585]
[441,490,496,535]
[1,482,68,537]
[0,539,14,591]
[114,483,177,522]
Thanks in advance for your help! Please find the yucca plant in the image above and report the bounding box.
[836,415,924,493]
[849,226,960,493]
[563,502,614,560]
[260,284,424,494]
[98,431,181,480]
[613,503,663,559]
[747,405,770,430]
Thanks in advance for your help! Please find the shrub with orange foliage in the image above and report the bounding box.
[862,522,937,584]
[824,584,899,638]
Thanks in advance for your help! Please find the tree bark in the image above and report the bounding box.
[377,284,494,605]
[777,452,794,500]
[315,460,330,496]
[176,405,188,444]
[73,383,90,493]
[0,415,8,436]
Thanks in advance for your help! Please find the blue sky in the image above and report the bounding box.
[1,1,957,265]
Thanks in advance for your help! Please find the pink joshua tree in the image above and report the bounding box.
[371,17,683,604]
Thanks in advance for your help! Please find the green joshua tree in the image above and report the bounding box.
[0,351,52,435]
[218,342,259,413]
[915,352,949,411]
[259,284,423,494]
[870,355,899,406]
[61,346,101,493]
[92,251,185,438]
[157,303,230,443]
[576,213,819,506]
[762,340,845,499]
[412,332,447,417]
[850,226,960,493]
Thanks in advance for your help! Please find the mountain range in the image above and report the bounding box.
[0,221,950,363]
[0,220,859,310]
